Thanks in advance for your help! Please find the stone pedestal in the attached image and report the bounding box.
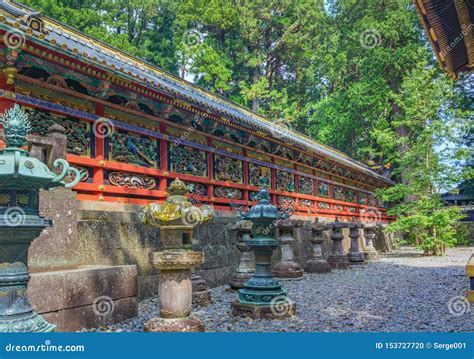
[273,219,303,280]
[192,272,211,306]
[144,249,205,332]
[304,219,331,273]
[327,220,350,269]
[363,223,380,260]
[348,220,365,264]
[228,220,255,290]
[139,179,214,332]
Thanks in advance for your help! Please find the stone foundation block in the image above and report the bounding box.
[29,265,138,331]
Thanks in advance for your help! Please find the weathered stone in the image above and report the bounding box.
[29,187,80,271]
[228,220,255,290]
[231,300,296,319]
[273,219,304,279]
[347,220,365,264]
[28,265,138,331]
[304,219,332,273]
[327,220,351,269]
[144,316,204,332]
[192,273,211,306]
[363,223,380,260]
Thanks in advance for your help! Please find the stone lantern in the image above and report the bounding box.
[273,219,303,280]
[0,105,81,332]
[327,218,350,269]
[347,218,365,264]
[228,220,254,290]
[231,179,296,319]
[139,179,214,332]
[363,222,379,260]
[304,218,331,273]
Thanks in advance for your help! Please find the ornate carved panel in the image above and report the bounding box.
[186,182,208,196]
[318,181,330,197]
[277,195,295,206]
[214,186,243,199]
[298,176,314,195]
[317,201,330,209]
[169,144,207,177]
[359,192,368,205]
[276,171,295,192]
[109,130,157,167]
[108,171,156,189]
[27,108,90,156]
[299,199,314,208]
[249,163,272,187]
[346,189,356,202]
[333,185,345,201]
[214,155,243,183]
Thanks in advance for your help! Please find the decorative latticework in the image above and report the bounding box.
[298,176,314,195]
[169,144,207,177]
[109,130,157,167]
[214,155,243,183]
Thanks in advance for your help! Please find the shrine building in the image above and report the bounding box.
[0,0,393,221]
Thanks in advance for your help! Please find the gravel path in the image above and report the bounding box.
[85,246,474,332]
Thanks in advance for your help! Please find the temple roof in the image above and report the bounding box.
[414,0,474,77]
[442,179,474,202]
[0,0,394,185]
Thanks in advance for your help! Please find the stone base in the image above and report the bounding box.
[231,300,296,319]
[29,265,138,332]
[192,290,211,306]
[348,252,366,264]
[192,275,211,306]
[228,272,253,290]
[327,255,350,269]
[144,316,204,332]
[364,251,380,261]
[304,259,332,273]
[273,262,304,279]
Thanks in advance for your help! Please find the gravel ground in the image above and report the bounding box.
[84,246,474,332]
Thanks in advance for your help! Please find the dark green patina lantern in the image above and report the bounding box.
[231,178,296,319]
[0,105,81,332]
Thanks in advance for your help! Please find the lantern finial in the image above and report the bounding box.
[0,104,31,148]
